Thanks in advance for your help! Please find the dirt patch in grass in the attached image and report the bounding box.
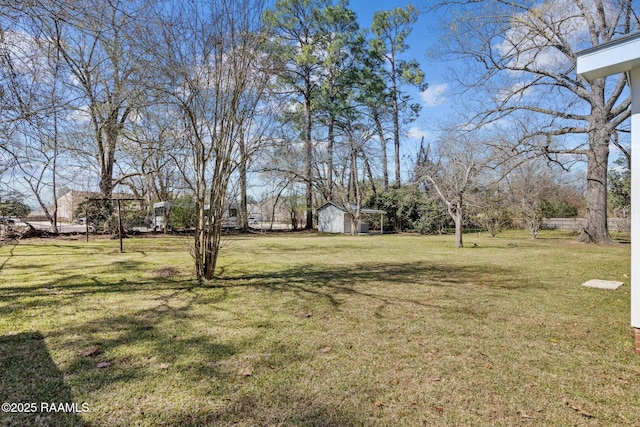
[153,266,180,278]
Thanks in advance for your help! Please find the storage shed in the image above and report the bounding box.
[316,201,386,234]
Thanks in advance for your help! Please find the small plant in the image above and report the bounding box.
[515,205,545,239]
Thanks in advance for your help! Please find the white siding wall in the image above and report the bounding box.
[57,192,74,222]
[318,204,346,233]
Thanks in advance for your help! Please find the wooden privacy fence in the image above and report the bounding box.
[544,217,630,232]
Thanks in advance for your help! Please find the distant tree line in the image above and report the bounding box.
[0,0,635,277]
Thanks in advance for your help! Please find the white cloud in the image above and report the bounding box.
[1,30,54,82]
[407,126,431,140]
[420,83,448,107]
[493,0,614,73]
[495,81,533,104]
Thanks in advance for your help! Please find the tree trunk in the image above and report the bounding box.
[239,133,249,231]
[304,80,313,230]
[454,215,463,248]
[99,156,115,198]
[51,103,59,234]
[240,170,248,230]
[194,202,206,279]
[350,142,361,236]
[579,130,613,243]
[454,197,464,248]
[392,73,401,189]
[444,199,464,248]
[327,116,334,201]
[203,221,222,280]
[374,113,389,191]
[362,153,377,197]
[99,118,122,198]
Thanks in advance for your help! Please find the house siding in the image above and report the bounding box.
[56,191,98,222]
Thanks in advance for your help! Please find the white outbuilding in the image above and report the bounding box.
[316,201,386,234]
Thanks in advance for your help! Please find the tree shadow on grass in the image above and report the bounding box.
[0,256,539,425]
[45,283,240,390]
[1,258,527,318]
[216,260,534,310]
[0,332,85,427]
[0,259,200,317]
[146,389,368,426]
[0,241,18,273]
[9,263,374,424]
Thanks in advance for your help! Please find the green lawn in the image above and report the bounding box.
[0,231,638,426]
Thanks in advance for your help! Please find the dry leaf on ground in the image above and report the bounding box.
[565,401,594,418]
[82,346,101,357]
[238,367,253,377]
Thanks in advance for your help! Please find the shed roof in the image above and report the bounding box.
[316,201,386,215]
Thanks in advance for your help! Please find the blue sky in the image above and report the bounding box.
[348,1,453,159]
[347,0,632,174]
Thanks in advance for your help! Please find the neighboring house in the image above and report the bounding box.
[56,191,99,223]
[316,201,386,234]
[56,190,134,223]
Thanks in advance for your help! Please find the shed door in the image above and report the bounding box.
[343,214,351,234]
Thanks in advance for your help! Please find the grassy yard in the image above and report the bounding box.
[0,230,637,426]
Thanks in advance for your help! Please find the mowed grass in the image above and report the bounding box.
[0,230,638,426]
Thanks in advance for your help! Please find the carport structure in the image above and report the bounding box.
[577,31,640,353]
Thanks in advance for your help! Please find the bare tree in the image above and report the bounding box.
[0,12,71,232]
[501,156,585,237]
[428,0,636,243]
[123,102,187,230]
[330,120,377,235]
[24,0,150,199]
[416,133,486,248]
[504,160,553,238]
[148,0,269,280]
[471,183,511,237]
[237,101,277,231]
